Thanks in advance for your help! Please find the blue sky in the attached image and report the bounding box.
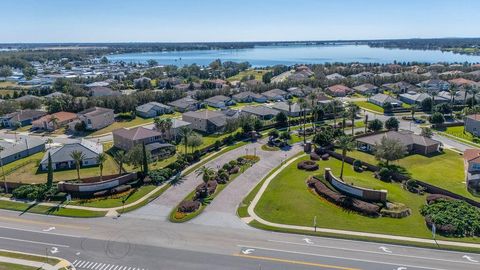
[2,0,480,43]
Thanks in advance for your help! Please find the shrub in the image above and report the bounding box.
[178,200,201,213]
[420,199,480,237]
[216,170,230,184]
[310,152,320,161]
[352,159,362,168]
[229,160,238,167]
[195,180,218,198]
[229,166,240,174]
[222,162,233,171]
[12,184,51,201]
[404,179,425,194]
[426,194,454,204]
[376,167,392,182]
[297,160,319,171]
[214,140,222,150]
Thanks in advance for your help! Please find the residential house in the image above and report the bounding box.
[326,84,352,97]
[353,83,379,96]
[368,93,402,107]
[166,119,192,141]
[381,81,417,94]
[399,92,431,105]
[44,92,71,99]
[465,114,480,136]
[449,78,479,89]
[89,86,121,97]
[31,111,78,131]
[205,95,235,108]
[356,130,441,156]
[76,107,115,131]
[0,136,45,165]
[168,97,199,112]
[325,73,345,81]
[350,72,375,80]
[241,105,279,120]
[232,91,267,103]
[113,126,175,158]
[419,79,450,92]
[286,87,309,97]
[39,140,103,171]
[271,102,311,117]
[136,102,173,118]
[463,149,480,192]
[1,110,47,127]
[262,89,288,101]
[182,110,230,134]
[15,95,43,103]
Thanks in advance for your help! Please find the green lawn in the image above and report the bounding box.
[0,262,39,270]
[176,128,242,154]
[254,155,478,243]
[227,69,270,82]
[345,149,477,201]
[88,113,181,137]
[0,251,59,265]
[354,101,384,113]
[440,126,477,143]
[68,185,157,208]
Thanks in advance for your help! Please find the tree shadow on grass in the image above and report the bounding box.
[19,202,39,216]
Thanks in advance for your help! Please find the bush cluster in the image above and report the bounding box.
[178,200,201,213]
[420,199,480,237]
[307,178,380,216]
[297,160,319,171]
[12,184,57,201]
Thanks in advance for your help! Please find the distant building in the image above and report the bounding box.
[0,136,45,165]
[1,110,47,127]
[89,86,121,97]
[232,91,267,103]
[368,93,402,107]
[325,73,345,81]
[31,111,78,131]
[261,89,288,101]
[382,81,417,94]
[204,95,235,108]
[326,84,352,97]
[241,105,279,120]
[463,149,480,192]
[399,92,431,105]
[136,102,173,118]
[168,97,199,112]
[465,114,480,136]
[356,131,441,156]
[271,102,311,117]
[419,79,450,92]
[353,83,379,96]
[112,126,175,158]
[76,107,114,131]
[182,110,229,134]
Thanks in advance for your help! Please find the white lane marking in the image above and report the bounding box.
[96,263,105,269]
[302,238,314,244]
[42,226,56,232]
[237,245,450,270]
[50,247,59,254]
[242,248,255,255]
[0,236,69,247]
[85,262,95,268]
[379,246,392,253]
[396,267,408,270]
[78,261,87,268]
[113,265,119,270]
[99,263,108,270]
[108,265,115,270]
[0,225,83,238]
[91,263,99,269]
[73,260,78,265]
[462,255,479,263]
[268,239,477,265]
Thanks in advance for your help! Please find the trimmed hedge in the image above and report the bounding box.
[178,200,201,213]
[297,160,319,171]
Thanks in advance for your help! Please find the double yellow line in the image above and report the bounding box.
[235,253,361,270]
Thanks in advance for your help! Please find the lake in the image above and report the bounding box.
[107,45,480,67]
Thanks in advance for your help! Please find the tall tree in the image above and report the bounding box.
[336,135,355,179]
[70,150,85,181]
[299,98,308,143]
[374,137,407,166]
[113,150,127,175]
[96,153,108,181]
[178,126,193,154]
[142,143,149,175]
[46,152,53,188]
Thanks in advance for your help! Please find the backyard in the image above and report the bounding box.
[344,149,477,201]
[354,101,384,113]
[254,155,478,243]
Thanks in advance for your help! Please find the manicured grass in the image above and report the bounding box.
[345,149,477,201]
[0,200,106,217]
[0,262,39,270]
[227,69,270,82]
[354,101,384,113]
[6,153,119,184]
[0,250,59,265]
[68,185,157,208]
[171,156,260,222]
[440,126,477,143]
[117,184,170,214]
[176,129,242,154]
[88,113,180,137]
[254,155,478,243]
[2,152,43,176]
[261,144,279,151]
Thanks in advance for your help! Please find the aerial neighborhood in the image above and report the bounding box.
[1,47,480,267]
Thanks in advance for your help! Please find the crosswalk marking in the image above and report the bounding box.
[72,260,147,270]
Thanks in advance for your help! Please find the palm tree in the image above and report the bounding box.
[410,105,417,120]
[113,150,127,175]
[70,150,85,181]
[430,91,437,115]
[286,100,293,132]
[96,153,108,181]
[336,135,355,180]
[0,146,7,193]
[299,98,308,143]
[330,100,342,129]
[163,118,173,140]
[195,166,214,197]
[49,115,59,130]
[178,126,193,154]
[449,85,458,106]
[347,103,359,136]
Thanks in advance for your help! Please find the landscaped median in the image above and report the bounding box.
[238,153,480,253]
[170,155,260,223]
[0,249,73,270]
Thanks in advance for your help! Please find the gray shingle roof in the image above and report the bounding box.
[41,141,102,164]
[241,105,279,117]
[0,137,45,158]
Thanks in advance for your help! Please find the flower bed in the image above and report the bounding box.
[170,155,260,222]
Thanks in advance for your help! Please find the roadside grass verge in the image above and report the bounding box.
[0,200,106,218]
[0,261,39,270]
[0,250,60,265]
[68,185,157,208]
[117,184,170,214]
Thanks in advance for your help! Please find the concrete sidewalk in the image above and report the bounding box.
[246,154,480,250]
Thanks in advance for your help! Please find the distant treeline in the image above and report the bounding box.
[367,38,480,55]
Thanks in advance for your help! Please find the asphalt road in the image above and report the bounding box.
[0,210,479,270]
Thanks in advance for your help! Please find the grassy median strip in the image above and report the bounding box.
[0,261,38,270]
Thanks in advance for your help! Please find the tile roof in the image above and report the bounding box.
[113,126,162,141]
